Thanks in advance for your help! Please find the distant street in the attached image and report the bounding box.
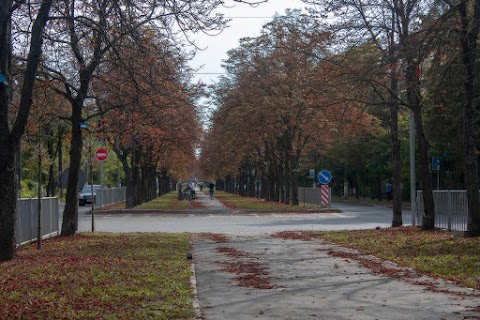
[67,200,413,234]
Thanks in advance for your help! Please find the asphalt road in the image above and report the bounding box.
[69,201,413,234]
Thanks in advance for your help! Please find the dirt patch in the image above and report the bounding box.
[222,261,268,275]
[189,199,206,209]
[216,198,238,209]
[98,202,125,210]
[217,252,276,289]
[206,239,278,290]
[271,230,317,241]
[216,247,252,258]
[200,233,230,243]
[235,273,276,290]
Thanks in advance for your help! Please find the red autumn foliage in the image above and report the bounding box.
[271,231,316,241]
[216,247,252,258]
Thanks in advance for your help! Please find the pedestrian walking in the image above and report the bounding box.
[209,182,215,200]
[385,180,393,201]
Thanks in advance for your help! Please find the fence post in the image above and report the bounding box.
[447,190,452,231]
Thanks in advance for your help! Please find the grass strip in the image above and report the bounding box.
[0,233,194,319]
[313,227,480,289]
[214,191,323,210]
[136,191,197,210]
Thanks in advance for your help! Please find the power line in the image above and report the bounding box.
[192,72,225,75]
[224,16,276,19]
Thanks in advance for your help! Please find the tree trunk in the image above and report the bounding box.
[238,168,246,196]
[284,160,291,205]
[377,175,383,200]
[0,15,17,256]
[459,0,480,236]
[413,106,435,229]
[269,177,276,201]
[61,102,82,236]
[115,149,133,208]
[405,57,435,229]
[58,128,64,198]
[290,155,300,206]
[277,164,284,203]
[131,148,142,207]
[390,69,403,227]
[0,154,17,261]
[0,0,52,261]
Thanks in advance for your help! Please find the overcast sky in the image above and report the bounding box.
[189,0,308,85]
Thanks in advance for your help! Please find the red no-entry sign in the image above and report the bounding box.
[95,147,108,161]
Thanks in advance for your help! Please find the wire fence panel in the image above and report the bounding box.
[16,197,59,245]
[416,190,468,231]
[94,187,126,208]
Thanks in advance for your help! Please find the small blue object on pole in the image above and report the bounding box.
[318,170,332,185]
[80,122,89,129]
[0,74,6,83]
[432,158,441,171]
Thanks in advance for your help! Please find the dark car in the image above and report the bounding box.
[79,184,101,206]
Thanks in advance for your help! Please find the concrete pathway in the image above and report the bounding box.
[194,187,228,213]
[192,233,480,320]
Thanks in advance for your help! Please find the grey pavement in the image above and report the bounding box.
[67,192,480,319]
[193,234,480,320]
[194,188,229,212]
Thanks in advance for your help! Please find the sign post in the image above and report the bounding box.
[318,170,332,207]
[432,158,441,190]
[309,169,316,188]
[95,148,108,208]
[321,185,329,206]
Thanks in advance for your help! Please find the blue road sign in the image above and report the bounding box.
[318,170,332,185]
[432,158,441,171]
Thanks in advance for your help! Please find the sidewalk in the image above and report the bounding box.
[192,233,480,320]
[194,187,229,213]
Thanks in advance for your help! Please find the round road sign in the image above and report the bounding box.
[95,147,108,161]
[318,169,332,185]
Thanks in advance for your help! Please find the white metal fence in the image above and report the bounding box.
[298,187,332,206]
[416,190,468,231]
[16,197,59,245]
[300,188,469,231]
[16,188,125,246]
[298,187,321,205]
[94,187,126,208]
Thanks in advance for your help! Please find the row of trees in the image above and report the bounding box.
[200,10,378,205]
[0,0,265,262]
[199,1,480,237]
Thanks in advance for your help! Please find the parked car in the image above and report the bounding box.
[79,184,101,206]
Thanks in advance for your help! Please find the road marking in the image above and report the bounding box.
[330,213,350,218]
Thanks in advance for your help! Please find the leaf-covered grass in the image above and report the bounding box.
[0,233,194,319]
[332,195,412,209]
[136,191,200,210]
[214,191,325,211]
[313,227,480,289]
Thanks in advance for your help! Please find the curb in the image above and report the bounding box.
[190,258,202,319]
